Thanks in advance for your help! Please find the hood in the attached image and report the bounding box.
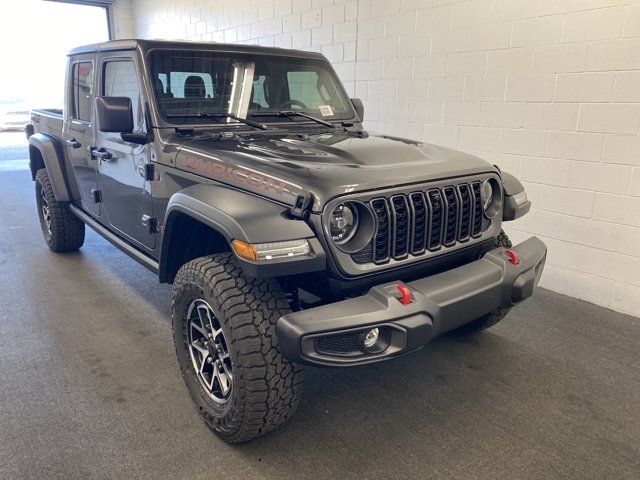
[173,131,496,212]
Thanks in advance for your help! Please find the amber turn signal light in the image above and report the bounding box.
[232,240,258,261]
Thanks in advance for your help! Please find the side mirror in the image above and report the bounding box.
[96,96,134,133]
[351,98,364,122]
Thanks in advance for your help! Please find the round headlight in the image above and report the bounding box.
[481,178,502,219]
[329,203,358,243]
[481,180,493,210]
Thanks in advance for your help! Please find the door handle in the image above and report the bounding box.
[91,148,113,161]
[66,138,81,149]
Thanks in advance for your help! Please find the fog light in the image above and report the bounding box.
[363,328,379,349]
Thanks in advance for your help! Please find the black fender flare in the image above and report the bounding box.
[159,184,325,281]
[28,133,71,202]
[501,171,531,221]
[501,171,525,196]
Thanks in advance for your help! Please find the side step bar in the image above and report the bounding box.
[70,205,159,275]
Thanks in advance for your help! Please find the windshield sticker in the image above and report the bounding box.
[319,105,333,117]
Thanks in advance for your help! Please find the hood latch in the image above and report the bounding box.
[290,191,313,219]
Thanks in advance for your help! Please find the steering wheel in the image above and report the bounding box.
[277,99,308,110]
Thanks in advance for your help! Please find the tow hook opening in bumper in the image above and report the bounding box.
[276,236,547,367]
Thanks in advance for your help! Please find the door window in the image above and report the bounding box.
[103,60,142,130]
[72,62,94,121]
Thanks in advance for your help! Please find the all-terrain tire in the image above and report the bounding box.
[171,253,304,443]
[35,168,85,252]
[453,230,513,334]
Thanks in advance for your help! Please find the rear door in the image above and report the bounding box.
[95,53,156,250]
[64,56,100,216]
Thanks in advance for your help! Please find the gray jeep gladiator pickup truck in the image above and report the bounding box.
[27,39,546,443]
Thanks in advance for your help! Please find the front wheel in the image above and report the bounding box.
[171,253,303,443]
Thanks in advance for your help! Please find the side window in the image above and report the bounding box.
[103,60,142,129]
[72,62,94,121]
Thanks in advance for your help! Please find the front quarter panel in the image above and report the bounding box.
[159,183,326,279]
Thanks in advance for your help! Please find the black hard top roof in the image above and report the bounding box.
[68,38,326,60]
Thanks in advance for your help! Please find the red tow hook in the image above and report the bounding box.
[505,249,520,265]
[396,284,413,305]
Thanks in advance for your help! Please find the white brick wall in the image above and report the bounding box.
[111,0,134,39]
[130,0,640,317]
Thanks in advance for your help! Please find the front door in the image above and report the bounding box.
[64,58,100,217]
[95,55,156,250]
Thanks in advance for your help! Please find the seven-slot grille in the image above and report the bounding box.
[356,181,485,265]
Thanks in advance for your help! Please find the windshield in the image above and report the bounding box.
[148,50,354,125]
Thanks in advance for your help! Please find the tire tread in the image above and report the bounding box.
[35,169,84,252]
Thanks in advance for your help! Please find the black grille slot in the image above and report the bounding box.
[315,332,362,356]
[427,189,443,250]
[371,198,390,263]
[390,195,410,259]
[351,242,373,264]
[409,192,427,255]
[457,183,472,241]
[442,186,459,246]
[471,181,482,237]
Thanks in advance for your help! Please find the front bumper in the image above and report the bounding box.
[277,236,547,367]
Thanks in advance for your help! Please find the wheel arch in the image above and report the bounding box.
[159,208,232,284]
[28,133,71,201]
[158,184,321,283]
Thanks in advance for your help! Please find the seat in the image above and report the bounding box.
[184,76,206,98]
[152,75,173,99]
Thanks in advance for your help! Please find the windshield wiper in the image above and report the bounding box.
[251,110,335,128]
[166,112,269,130]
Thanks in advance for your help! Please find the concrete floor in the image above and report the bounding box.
[1,163,639,479]
[0,131,28,172]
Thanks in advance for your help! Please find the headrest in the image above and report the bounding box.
[184,76,206,98]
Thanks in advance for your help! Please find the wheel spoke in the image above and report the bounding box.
[215,363,231,395]
[211,327,224,339]
[221,361,233,383]
[203,366,215,391]
[197,304,213,329]
[191,321,208,338]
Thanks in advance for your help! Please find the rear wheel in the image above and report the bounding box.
[35,169,85,252]
[171,253,303,443]
[453,230,512,334]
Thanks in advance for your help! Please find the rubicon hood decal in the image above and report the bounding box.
[177,149,304,206]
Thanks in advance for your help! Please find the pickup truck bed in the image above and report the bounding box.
[30,109,63,137]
